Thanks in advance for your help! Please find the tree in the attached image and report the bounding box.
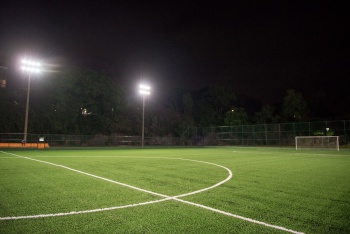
[253,105,279,124]
[27,69,127,135]
[224,107,248,126]
[182,93,193,116]
[206,85,236,117]
[196,100,217,127]
[0,89,24,133]
[194,85,236,126]
[281,89,309,122]
[175,92,196,136]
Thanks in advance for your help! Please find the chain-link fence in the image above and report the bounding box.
[1,120,349,147]
[0,133,182,147]
[202,120,350,146]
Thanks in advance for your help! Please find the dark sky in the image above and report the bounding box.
[1,1,348,112]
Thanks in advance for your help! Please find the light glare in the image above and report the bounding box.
[139,90,150,95]
[20,58,42,73]
[139,84,151,95]
[21,66,41,73]
[139,84,150,90]
[21,59,41,67]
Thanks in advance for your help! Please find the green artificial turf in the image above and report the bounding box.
[0,147,349,233]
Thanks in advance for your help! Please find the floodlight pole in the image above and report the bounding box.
[139,84,150,147]
[23,74,31,142]
[142,95,146,147]
[21,58,41,143]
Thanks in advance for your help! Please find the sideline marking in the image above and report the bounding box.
[0,151,304,234]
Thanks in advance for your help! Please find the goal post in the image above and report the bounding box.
[295,136,339,151]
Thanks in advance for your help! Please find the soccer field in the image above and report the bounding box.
[0,147,349,234]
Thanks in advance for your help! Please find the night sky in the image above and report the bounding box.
[1,1,348,115]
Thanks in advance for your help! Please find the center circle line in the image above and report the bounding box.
[0,152,232,220]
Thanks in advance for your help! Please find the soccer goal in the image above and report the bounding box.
[295,136,339,151]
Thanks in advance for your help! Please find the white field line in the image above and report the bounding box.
[0,151,304,234]
[0,198,172,220]
[0,151,170,198]
[0,157,23,159]
[175,199,305,234]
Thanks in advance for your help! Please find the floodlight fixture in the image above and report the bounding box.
[21,59,42,73]
[139,84,150,95]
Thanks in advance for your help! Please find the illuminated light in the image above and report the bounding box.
[21,59,41,67]
[20,58,42,73]
[139,84,151,95]
[139,84,150,90]
[139,90,150,95]
[21,66,41,73]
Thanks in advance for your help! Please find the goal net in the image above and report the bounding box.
[295,136,339,151]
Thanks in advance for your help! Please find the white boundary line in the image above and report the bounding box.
[0,151,304,234]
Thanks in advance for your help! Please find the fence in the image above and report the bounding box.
[0,133,182,147]
[1,120,349,147]
[202,120,350,146]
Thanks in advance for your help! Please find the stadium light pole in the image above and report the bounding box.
[139,84,150,147]
[20,58,42,143]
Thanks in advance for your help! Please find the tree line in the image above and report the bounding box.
[0,69,311,136]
